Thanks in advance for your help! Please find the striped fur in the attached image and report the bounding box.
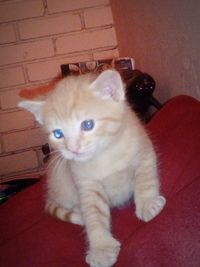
[19,70,166,267]
[45,202,84,225]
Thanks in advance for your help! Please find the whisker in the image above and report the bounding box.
[47,146,70,173]
[53,154,66,172]
[49,149,60,156]
[48,152,62,169]
[51,157,62,171]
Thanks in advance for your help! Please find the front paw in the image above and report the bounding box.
[86,237,120,267]
[136,195,166,222]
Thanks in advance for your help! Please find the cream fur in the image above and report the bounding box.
[19,70,166,267]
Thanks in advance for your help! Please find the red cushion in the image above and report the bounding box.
[0,95,200,267]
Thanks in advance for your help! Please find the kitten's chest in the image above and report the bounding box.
[70,158,135,207]
[70,152,134,182]
[102,165,134,207]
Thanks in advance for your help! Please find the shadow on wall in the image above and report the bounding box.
[110,0,200,102]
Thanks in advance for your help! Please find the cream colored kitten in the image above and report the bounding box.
[19,70,166,267]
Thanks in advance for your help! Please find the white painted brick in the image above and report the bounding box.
[0,39,54,66]
[84,6,113,28]
[47,0,109,14]
[0,111,35,132]
[93,48,119,60]
[0,24,16,44]
[19,14,82,40]
[0,89,24,110]
[0,151,38,175]
[56,28,117,55]
[0,67,25,89]
[27,54,91,81]
[0,0,44,23]
[3,128,47,152]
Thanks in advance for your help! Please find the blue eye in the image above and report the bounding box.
[81,120,95,131]
[53,129,64,139]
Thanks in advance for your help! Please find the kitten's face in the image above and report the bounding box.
[19,70,125,162]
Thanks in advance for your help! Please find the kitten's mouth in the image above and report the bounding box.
[69,150,84,157]
[72,151,91,160]
[61,149,92,162]
[70,150,84,156]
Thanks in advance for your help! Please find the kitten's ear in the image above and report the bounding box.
[89,70,125,102]
[18,100,45,124]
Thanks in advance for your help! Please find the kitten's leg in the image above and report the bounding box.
[46,157,84,226]
[80,183,120,267]
[45,201,84,226]
[134,157,166,222]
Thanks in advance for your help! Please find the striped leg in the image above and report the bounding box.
[134,160,166,222]
[80,184,120,267]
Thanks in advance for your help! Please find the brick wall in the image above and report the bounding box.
[0,0,119,182]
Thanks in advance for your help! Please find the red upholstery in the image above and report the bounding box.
[1,95,200,267]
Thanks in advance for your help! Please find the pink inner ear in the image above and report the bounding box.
[90,70,124,102]
[103,85,118,101]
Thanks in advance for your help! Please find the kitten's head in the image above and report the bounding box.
[19,70,126,162]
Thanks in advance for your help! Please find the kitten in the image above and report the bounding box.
[19,70,166,267]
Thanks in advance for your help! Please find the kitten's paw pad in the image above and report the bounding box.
[86,238,120,267]
[136,195,166,222]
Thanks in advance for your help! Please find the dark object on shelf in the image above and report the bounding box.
[61,64,70,77]
[0,178,39,205]
[42,143,51,163]
[126,70,162,121]
[61,58,135,77]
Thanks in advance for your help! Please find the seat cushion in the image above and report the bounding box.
[0,95,200,267]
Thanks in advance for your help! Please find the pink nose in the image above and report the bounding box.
[70,149,80,155]
[68,144,81,154]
